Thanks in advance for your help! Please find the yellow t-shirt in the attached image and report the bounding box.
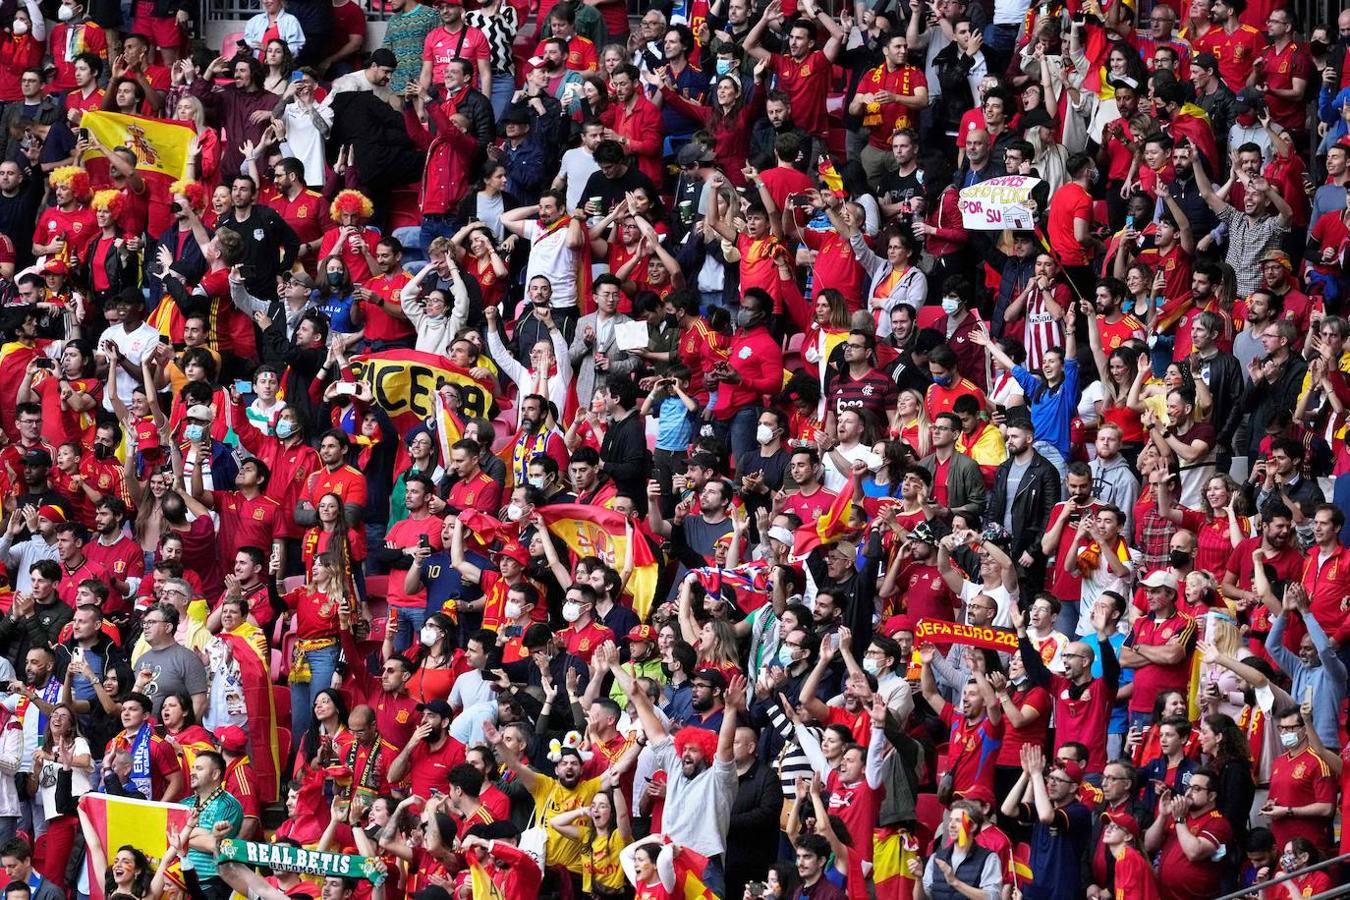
[528,774,602,874]
[582,827,630,892]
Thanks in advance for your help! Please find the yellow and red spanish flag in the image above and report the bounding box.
[351,350,498,434]
[79,110,193,239]
[874,827,921,900]
[538,504,660,619]
[78,793,194,900]
[1011,842,1034,886]
[670,845,717,900]
[793,472,865,558]
[466,849,505,900]
[219,631,281,804]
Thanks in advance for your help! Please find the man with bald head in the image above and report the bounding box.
[954,128,1005,188]
[727,724,781,898]
[1015,601,1120,777]
[335,704,394,798]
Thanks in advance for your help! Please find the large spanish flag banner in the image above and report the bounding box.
[220,631,281,804]
[538,504,660,619]
[79,110,192,239]
[78,793,194,900]
[351,350,498,434]
[0,340,43,442]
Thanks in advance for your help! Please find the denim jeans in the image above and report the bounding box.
[712,405,761,472]
[289,644,340,739]
[1056,600,1081,637]
[421,214,458,250]
[489,73,515,120]
[393,605,431,655]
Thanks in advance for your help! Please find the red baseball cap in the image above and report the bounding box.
[627,625,656,643]
[37,505,65,524]
[495,541,529,566]
[216,725,249,754]
[135,419,162,451]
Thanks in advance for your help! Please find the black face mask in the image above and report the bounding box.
[1169,549,1192,569]
[1310,40,1329,56]
[93,443,112,461]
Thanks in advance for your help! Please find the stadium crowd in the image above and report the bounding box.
[0,0,1349,897]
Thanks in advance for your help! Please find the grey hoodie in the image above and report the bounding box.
[1090,453,1141,535]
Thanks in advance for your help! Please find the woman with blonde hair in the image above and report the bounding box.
[1197,609,1252,720]
[282,551,353,740]
[894,388,931,457]
[175,94,219,186]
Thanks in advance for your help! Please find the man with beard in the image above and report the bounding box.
[1192,0,1262,91]
[1089,424,1140,530]
[338,605,420,748]
[387,699,467,798]
[1222,504,1302,609]
[779,448,837,523]
[180,751,244,900]
[506,394,569,487]
[883,522,955,625]
[1042,464,1107,619]
[419,0,490,94]
[611,658,743,897]
[212,175,300,300]
[1257,249,1316,346]
[502,192,585,334]
[484,717,606,890]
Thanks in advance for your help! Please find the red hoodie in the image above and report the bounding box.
[712,325,783,421]
[404,99,478,215]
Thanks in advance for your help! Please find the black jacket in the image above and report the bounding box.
[986,451,1062,564]
[0,95,61,165]
[1196,350,1246,449]
[83,235,141,298]
[259,309,327,435]
[726,759,783,899]
[599,411,650,514]
[0,599,73,669]
[931,43,977,131]
[148,222,209,303]
[1243,355,1309,457]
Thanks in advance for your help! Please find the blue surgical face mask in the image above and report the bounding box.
[275,419,297,439]
[777,645,796,667]
[184,424,205,442]
[715,59,733,76]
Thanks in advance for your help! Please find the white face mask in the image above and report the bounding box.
[527,475,546,489]
[562,602,583,623]
[861,657,881,675]
[1279,731,1301,749]
[505,503,524,521]
[419,625,438,646]
[755,424,775,445]
[941,297,961,316]
[58,4,75,20]
[504,600,523,620]
[12,19,28,34]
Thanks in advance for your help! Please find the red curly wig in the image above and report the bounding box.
[330,189,373,222]
[672,726,718,761]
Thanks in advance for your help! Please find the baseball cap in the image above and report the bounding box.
[135,419,162,451]
[627,624,657,644]
[217,725,249,754]
[1140,569,1179,591]
[417,699,454,717]
[22,448,51,467]
[1193,52,1219,72]
[501,106,531,126]
[186,404,215,422]
[1056,760,1085,783]
[369,48,397,68]
[1103,809,1142,842]
[41,259,69,276]
[958,784,996,806]
[676,142,714,167]
[495,541,529,566]
[691,667,727,689]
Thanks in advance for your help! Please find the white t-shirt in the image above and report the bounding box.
[960,579,1017,629]
[280,100,335,188]
[522,219,580,309]
[558,147,600,211]
[100,322,160,412]
[38,736,92,819]
[823,442,870,493]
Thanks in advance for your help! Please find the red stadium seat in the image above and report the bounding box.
[915,793,944,850]
[276,728,291,772]
[272,684,291,724]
